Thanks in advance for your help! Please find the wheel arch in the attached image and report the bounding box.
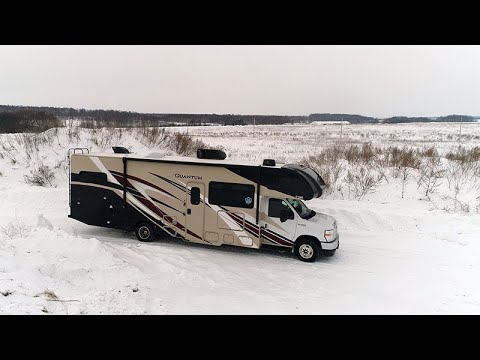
[294,235,322,249]
[134,218,164,231]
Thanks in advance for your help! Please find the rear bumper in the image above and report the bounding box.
[321,234,339,251]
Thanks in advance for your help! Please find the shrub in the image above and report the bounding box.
[136,127,170,148]
[417,157,444,198]
[444,161,474,199]
[446,146,480,164]
[305,149,345,192]
[417,146,438,158]
[345,165,382,200]
[24,164,55,187]
[168,132,207,156]
[400,166,411,199]
[0,218,29,239]
[388,146,420,178]
[343,143,380,166]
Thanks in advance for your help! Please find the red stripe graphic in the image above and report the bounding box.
[226,212,293,247]
[111,173,135,189]
[133,195,202,241]
[111,171,180,200]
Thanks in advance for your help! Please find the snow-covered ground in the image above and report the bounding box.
[180,121,480,163]
[1,123,480,314]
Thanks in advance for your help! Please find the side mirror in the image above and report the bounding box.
[280,210,294,223]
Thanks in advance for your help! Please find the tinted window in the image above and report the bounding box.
[209,182,255,208]
[190,187,200,205]
[268,198,292,218]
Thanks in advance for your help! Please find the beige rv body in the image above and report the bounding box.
[70,153,298,249]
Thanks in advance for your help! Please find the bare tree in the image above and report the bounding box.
[401,166,410,199]
[417,157,444,198]
[345,165,382,201]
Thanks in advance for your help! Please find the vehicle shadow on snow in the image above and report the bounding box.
[81,227,336,264]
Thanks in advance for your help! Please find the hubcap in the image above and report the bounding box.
[139,226,151,240]
[299,244,314,259]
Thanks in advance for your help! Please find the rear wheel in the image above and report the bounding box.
[294,238,319,262]
[135,222,155,242]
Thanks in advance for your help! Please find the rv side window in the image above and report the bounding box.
[268,199,291,218]
[190,187,200,205]
[209,182,255,209]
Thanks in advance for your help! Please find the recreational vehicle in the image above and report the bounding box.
[68,147,339,262]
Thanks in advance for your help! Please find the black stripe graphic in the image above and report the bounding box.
[111,170,182,202]
[150,196,184,215]
[150,173,186,192]
[149,172,212,208]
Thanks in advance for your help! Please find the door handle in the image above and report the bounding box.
[187,209,191,215]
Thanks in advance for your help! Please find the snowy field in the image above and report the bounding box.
[179,122,480,162]
[1,122,480,314]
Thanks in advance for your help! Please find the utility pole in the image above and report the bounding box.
[186,118,189,136]
[253,117,256,137]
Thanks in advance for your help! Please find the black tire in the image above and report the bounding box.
[294,238,319,262]
[322,249,336,257]
[135,222,155,242]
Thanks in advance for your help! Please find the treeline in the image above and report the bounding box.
[0,105,305,127]
[310,113,478,124]
[437,115,476,122]
[308,113,377,124]
[382,115,476,123]
[0,110,63,133]
[81,113,307,127]
[382,116,434,123]
[0,105,478,132]
[0,105,169,128]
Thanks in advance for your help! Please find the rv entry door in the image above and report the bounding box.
[184,182,205,243]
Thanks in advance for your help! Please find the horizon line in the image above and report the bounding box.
[0,103,478,119]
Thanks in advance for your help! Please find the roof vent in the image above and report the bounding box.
[263,159,276,166]
[197,149,227,160]
[112,146,130,154]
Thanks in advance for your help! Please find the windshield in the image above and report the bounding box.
[286,198,315,219]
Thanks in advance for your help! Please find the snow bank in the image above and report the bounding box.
[0,224,166,315]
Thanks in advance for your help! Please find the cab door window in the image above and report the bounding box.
[268,198,293,218]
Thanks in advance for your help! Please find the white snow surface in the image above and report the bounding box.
[1,124,480,314]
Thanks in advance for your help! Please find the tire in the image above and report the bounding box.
[135,222,155,242]
[322,249,336,257]
[294,238,319,262]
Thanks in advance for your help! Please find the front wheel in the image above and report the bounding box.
[294,238,319,262]
[135,222,155,242]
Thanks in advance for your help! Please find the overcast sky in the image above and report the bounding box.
[0,45,479,117]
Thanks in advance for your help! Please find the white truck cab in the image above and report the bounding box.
[260,197,339,262]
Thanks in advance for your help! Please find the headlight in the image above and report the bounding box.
[324,229,334,241]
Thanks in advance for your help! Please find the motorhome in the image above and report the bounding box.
[68,147,339,262]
